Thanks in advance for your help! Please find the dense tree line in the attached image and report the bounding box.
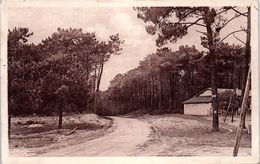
[8,27,123,118]
[97,44,245,115]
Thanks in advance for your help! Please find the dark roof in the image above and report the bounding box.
[183,96,212,104]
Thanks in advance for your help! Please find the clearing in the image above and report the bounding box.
[132,113,251,156]
[9,113,251,156]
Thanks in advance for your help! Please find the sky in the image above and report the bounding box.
[8,7,247,91]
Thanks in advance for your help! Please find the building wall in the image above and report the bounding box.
[184,103,212,116]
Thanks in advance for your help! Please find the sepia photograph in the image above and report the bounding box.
[0,0,259,163]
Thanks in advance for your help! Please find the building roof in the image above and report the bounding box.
[183,96,212,104]
[183,88,251,104]
[194,88,242,97]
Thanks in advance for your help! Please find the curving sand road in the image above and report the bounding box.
[39,117,151,156]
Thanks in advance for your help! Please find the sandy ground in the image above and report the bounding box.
[9,114,113,156]
[134,114,251,156]
[10,113,251,157]
[39,117,151,156]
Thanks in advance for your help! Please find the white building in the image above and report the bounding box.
[183,88,245,116]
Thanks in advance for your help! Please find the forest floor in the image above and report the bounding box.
[131,113,251,156]
[9,113,251,156]
[9,114,113,156]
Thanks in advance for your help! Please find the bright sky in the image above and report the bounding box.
[8,7,247,91]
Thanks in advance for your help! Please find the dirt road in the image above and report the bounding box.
[39,117,151,156]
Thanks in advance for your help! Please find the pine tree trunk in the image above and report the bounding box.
[156,76,159,111]
[159,73,163,111]
[58,102,63,129]
[191,65,195,96]
[168,73,172,111]
[152,76,156,111]
[231,65,238,122]
[150,77,153,111]
[241,7,251,129]
[137,79,141,111]
[8,114,11,139]
[94,57,105,114]
[187,66,191,98]
[124,85,127,113]
[141,78,144,111]
[205,8,219,131]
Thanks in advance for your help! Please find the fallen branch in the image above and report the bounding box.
[65,127,78,136]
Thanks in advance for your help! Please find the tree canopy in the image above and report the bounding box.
[8,27,123,116]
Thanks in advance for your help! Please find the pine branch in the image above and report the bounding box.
[216,7,233,15]
[232,7,248,17]
[178,18,206,28]
[219,12,248,32]
[155,9,204,29]
[176,9,200,24]
[240,26,247,33]
[196,30,207,35]
[233,33,246,45]
[218,30,245,44]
